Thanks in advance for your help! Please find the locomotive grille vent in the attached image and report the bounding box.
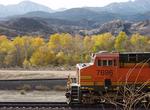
[120,53,150,63]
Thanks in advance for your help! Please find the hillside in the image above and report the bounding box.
[0,17,150,38]
[0,17,87,38]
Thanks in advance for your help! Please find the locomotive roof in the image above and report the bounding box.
[94,51,150,63]
[96,51,150,55]
[120,52,150,54]
[119,52,150,63]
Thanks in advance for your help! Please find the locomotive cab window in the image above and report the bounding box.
[97,60,113,66]
[97,60,101,66]
[108,60,113,66]
[102,60,107,66]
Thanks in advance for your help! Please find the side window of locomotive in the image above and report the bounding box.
[97,60,101,66]
[108,60,113,66]
[97,60,113,66]
[114,60,116,66]
[102,60,107,66]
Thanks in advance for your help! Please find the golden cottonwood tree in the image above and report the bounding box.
[48,33,62,53]
[114,31,128,52]
[92,33,114,52]
[30,45,55,66]
[130,33,149,52]
[0,32,149,68]
[0,35,14,67]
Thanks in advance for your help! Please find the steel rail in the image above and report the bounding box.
[0,78,67,81]
[0,102,68,108]
[0,102,147,109]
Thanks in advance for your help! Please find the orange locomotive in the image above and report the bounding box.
[66,51,150,105]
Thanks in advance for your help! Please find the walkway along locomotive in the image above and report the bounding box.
[65,51,150,105]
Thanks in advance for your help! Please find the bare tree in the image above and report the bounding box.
[103,60,150,110]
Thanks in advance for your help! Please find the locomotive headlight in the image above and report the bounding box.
[82,94,87,96]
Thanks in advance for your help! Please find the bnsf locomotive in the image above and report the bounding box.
[66,51,150,105]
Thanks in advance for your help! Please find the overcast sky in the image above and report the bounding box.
[0,0,132,9]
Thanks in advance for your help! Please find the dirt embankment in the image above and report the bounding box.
[0,70,73,102]
[0,90,66,102]
[0,70,76,80]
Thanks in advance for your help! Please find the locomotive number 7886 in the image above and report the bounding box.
[97,70,113,75]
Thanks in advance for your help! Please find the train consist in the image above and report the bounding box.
[66,51,150,105]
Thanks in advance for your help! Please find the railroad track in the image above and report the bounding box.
[0,101,120,107]
[0,102,68,108]
[0,102,111,110]
[0,102,148,110]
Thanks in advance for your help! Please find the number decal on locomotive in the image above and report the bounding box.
[97,70,113,75]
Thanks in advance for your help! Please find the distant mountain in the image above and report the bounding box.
[0,1,53,18]
[12,0,150,24]
[86,0,150,15]
[130,11,150,21]
[20,9,119,25]
[15,9,150,24]
[49,8,119,23]
[13,9,115,24]
[55,8,67,12]
[17,11,52,18]
[1,0,150,21]
[0,0,150,38]
[0,0,149,20]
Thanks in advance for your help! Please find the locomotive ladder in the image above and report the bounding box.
[71,85,80,104]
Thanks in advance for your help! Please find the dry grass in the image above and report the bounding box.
[0,90,65,102]
[53,85,66,91]
[35,85,50,91]
[17,84,32,91]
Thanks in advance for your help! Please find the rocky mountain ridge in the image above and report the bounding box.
[0,18,149,38]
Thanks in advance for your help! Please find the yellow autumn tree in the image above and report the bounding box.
[0,35,14,67]
[55,52,66,65]
[48,33,62,52]
[92,33,114,52]
[130,33,149,52]
[12,36,25,66]
[30,45,55,66]
[31,37,45,49]
[83,36,94,53]
[114,32,128,52]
